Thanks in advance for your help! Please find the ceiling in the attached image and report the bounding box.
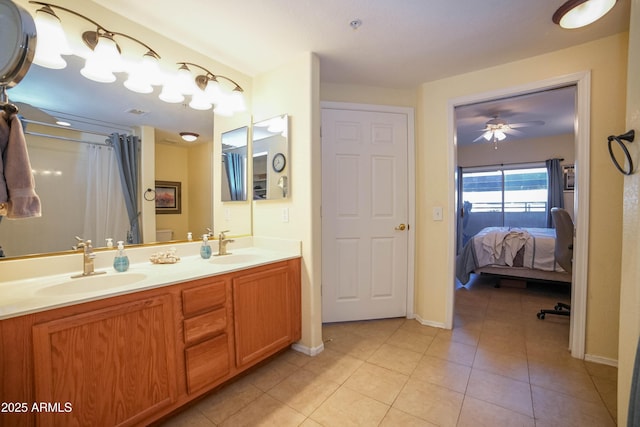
[5,0,631,142]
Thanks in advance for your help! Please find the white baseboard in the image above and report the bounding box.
[292,342,324,357]
[414,315,448,329]
[584,353,618,367]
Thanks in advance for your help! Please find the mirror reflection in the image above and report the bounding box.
[221,127,248,201]
[252,115,289,200]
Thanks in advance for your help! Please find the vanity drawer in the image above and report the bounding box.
[185,333,229,394]
[182,280,226,317]
[183,308,226,345]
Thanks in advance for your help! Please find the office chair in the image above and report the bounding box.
[537,207,573,320]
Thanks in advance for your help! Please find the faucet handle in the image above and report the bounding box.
[219,230,230,240]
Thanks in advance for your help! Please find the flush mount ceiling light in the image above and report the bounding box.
[552,0,617,29]
[179,132,199,142]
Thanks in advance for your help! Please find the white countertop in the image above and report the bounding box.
[0,237,301,320]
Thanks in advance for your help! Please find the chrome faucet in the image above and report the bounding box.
[72,237,106,278]
[217,230,234,256]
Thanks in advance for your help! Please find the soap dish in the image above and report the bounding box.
[150,249,180,264]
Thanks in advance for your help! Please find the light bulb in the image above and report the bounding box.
[32,7,71,69]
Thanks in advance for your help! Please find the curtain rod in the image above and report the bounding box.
[461,158,565,170]
[24,130,112,147]
[21,118,116,137]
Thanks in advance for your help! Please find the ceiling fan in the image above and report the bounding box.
[473,115,545,144]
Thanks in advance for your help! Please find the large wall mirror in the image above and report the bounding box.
[221,127,248,201]
[0,0,251,259]
[252,115,289,200]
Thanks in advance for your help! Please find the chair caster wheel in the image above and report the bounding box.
[537,312,545,319]
[555,305,563,311]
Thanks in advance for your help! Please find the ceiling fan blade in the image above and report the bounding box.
[472,133,488,142]
[503,128,524,136]
[508,120,545,129]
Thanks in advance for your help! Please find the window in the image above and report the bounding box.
[460,164,548,248]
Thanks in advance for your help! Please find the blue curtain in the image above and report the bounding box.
[630,336,640,427]
[546,158,564,227]
[110,133,141,244]
[224,153,245,201]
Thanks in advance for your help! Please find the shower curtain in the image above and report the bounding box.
[224,152,245,201]
[82,144,129,246]
[110,133,141,244]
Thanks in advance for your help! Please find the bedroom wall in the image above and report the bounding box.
[417,33,628,362]
[458,133,576,218]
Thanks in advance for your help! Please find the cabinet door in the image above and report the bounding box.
[233,264,293,368]
[32,295,177,427]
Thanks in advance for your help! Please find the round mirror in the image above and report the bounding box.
[0,0,36,87]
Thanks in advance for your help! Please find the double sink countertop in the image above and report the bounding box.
[0,237,301,320]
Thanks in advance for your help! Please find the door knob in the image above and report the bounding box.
[395,224,406,231]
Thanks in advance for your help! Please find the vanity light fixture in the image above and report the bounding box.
[552,0,617,29]
[179,132,199,142]
[29,1,162,86]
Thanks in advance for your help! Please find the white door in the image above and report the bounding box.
[322,108,409,322]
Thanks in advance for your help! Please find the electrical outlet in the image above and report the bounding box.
[433,206,443,221]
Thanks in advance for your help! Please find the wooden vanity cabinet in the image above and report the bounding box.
[0,257,300,427]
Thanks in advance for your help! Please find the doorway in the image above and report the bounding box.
[449,72,591,358]
[320,102,416,323]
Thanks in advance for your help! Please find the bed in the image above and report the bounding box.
[456,226,571,285]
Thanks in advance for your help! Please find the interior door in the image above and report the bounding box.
[321,108,409,322]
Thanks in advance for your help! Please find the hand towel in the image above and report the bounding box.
[0,111,41,218]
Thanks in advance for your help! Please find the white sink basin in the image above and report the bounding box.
[210,253,264,265]
[36,273,147,296]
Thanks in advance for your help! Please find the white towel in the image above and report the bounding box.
[0,111,41,218]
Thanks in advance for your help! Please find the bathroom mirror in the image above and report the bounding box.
[252,115,289,200]
[221,126,248,201]
[0,0,251,259]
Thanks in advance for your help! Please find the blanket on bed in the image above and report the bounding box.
[456,227,562,284]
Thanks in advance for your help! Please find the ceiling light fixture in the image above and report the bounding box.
[179,132,199,142]
[30,1,161,85]
[173,62,246,114]
[552,0,617,29]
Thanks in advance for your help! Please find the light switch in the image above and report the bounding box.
[224,208,231,221]
[433,207,443,221]
[282,207,289,223]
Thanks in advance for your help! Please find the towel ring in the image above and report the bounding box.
[144,188,156,201]
[607,130,635,176]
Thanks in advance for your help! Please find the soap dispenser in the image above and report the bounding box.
[113,241,130,272]
[200,234,212,259]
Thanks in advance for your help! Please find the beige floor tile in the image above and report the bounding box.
[343,362,409,405]
[299,418,323,427]
[411,355,471,393]
[379,408,438,426]
[393,377,464,427]
[528,360,601,403]
[323,329,386,360]
[425,335,477,366]
[482,318,525,338]
[386,328,434,354]
[220,393,306,427]
[267,368,340,416]
[309,387,390,427]
[473,347,530,383]
[160,406,216,427]
[592,375,618,422]
[399,319,440,337]
[532,385,615,427]
[277,348,313,368]
[246,357,300,391]
[302,348,364,384]
[437,324,481,346]
[351,318,404,340]
[457,396,535,427]
[525,341,586,372]
[477,331,527,357]
[453,311,485,330]
[466,369,533,417]
[367,343,423,375]
[195,377,264,425]
[585,361,618,381]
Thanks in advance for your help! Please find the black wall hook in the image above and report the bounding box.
[607,129,635,175]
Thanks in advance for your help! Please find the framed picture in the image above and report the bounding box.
[155,180,182,214]
[563,165,575,191]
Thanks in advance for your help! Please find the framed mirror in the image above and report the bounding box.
[252,115,289,200]
[221,126,248,201]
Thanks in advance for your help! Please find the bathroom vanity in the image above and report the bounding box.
[0,240,301,427]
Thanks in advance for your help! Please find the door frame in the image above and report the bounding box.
[447,72,591,359]
[320,101,416,320]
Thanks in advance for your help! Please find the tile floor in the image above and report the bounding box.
[162,275,618,426]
